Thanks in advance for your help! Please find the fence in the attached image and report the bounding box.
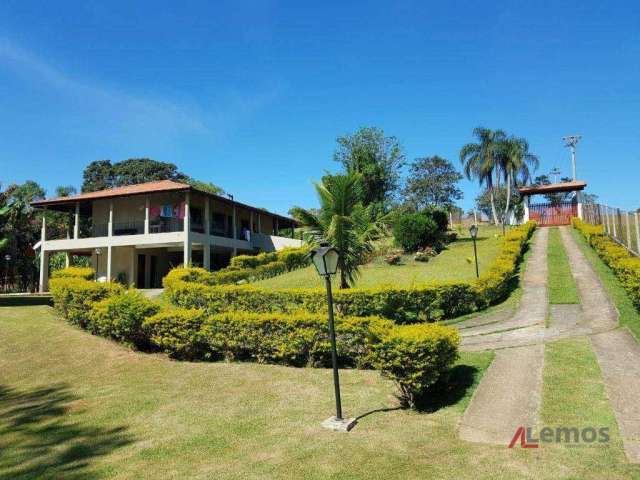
[582,203,640,256]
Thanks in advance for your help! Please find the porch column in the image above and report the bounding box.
[232,205,237,257]
[204,243,211,270]
[65,252,70,268]
[107,245,112,282]
[144,198,150,235]
[39,215,47,292]
[183,192,192,266]
[129,248,136,287]
[108,201,114,237]
[577,193,583,220]
[74,202,80,239]
[523,196,530,223]
[204,197,210,236]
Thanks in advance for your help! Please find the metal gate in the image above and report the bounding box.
[529,201,577,226]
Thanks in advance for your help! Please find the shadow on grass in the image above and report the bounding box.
[0,296,52,307]
[0,384,133,480]
[413,364,480,413]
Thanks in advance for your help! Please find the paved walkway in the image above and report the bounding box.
[458,229,547,444]
[561,227,640,463]
[458,225,640,463]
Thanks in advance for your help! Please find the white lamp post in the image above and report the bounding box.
[311,244,356,432]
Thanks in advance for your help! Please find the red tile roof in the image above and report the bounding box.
[31,180,191,206]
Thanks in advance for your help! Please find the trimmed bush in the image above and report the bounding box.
[90,290,160,346]
[229,252,278,270]
[51,266,95,280]
[164,222,536,323]
[143,307,209,360]
[573,218,640,309]
[423,206,449,232]
[49,277,123,327]
[393,213,439,252]
[371,323,460,407]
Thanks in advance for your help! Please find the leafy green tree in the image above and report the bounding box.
[533,175,573,205]
[333,127,405,210]
[81,158,224,195]
[475,186,524,223]
[55,185,77,197]
[290,174,379,289]
[460,127,506,225]
[497,137,538,226]
[402,156,463,209]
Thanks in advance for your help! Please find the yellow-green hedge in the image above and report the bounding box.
[143,307,459,404]
[51,266,95,280]
[164,222,537,322]
[49,277,122,327]
[572,218,640,309]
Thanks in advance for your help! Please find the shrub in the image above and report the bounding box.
[384,252,402,265]
[90,290,160,346]
[572,218,640,309]
[51,267,95,280]
[229,252,278,270]
[393,213,439,252]
[414,251,430,262]
[371,323,460,407]
[49,277,123,327]
[143,307,209,360]
[422,206,449,232]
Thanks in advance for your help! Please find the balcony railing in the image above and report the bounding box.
[93,223,108,237]
[113,221,145,236]
[149,218,184,234]
[190,222,205,234]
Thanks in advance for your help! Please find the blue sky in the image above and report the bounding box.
[1,1,639,214]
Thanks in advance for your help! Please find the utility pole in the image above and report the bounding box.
[562,135,581,181]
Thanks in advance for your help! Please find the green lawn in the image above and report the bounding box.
[541,337,636,478]
[256,225,503,290]
[547,227,580,304]
[570,228,640,340]
[3,306,640,479]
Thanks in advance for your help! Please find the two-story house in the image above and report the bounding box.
[31,180,302,292]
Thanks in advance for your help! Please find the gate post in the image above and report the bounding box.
[523,196,530,223]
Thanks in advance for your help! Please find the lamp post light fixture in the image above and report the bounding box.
[311,244,356,432]
[469,225,479,278]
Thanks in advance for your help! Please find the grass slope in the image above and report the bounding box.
[541,337,638,479]
[547,227,580,304]
[2,306,640,478]
[570,228,640,340]
[256,225,503,290]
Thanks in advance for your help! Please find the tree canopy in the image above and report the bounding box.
[81,158,224,195]
[402,156,463,210]
[333,127,404,209]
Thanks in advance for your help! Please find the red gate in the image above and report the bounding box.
[529,201,577,226]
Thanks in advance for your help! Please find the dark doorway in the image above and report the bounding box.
[136,255,146,288]
[150,255,159,288]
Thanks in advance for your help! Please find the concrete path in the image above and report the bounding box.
[458,229,548,444]
[460,227,548,351]
[459,343,544,444]
[560,226,640,463]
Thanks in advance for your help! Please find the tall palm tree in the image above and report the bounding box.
[459,127,506,225]
[498,136,539,229]
[290,174,379,289]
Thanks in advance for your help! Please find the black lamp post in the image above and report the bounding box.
[469,225,479,278]
[311,244,356,431]
[4,254,10,293]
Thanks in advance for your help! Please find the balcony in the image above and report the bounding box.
[113,221,145,236]
[149,218,184,233]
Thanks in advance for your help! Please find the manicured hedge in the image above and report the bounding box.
[164,222,537,323]
[51,266,96,280]
[143,307,459,404]
[572,218,640,309]
[49,276,123,327]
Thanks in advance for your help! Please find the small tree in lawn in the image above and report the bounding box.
[290,174,379,289]
[402,156,463,210]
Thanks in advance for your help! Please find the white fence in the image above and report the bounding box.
[582,203,640,256]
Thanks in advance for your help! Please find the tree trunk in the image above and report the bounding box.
[339,268,348,289]
[489,188,499,225]
[504,171,512,232]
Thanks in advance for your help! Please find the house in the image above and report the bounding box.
[31,180,302,291]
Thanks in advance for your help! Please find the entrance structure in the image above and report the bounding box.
[518,180,587,226]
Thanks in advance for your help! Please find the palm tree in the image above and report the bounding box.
[290,174,379,289]
[459,127,506,225]
[498,136,539,230]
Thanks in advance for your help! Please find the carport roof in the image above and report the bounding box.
[518,180,587,196]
